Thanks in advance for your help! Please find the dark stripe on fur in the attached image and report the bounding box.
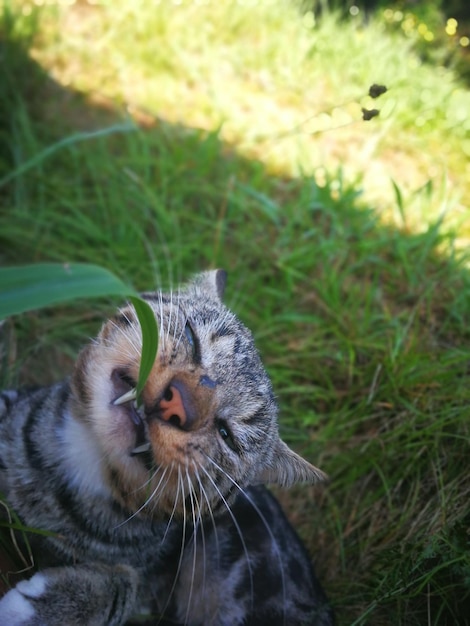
[211,322,236,339]
[243,407,267,426]
[107,584,124,623]
[140,293,169,304]
[54,483,118,544]
[112,313,132,328]
[23,392,49,471]
[0,391,13,416]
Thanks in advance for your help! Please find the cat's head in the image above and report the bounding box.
[71,270,325,518]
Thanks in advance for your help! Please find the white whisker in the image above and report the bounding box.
[106,320,140,360]
[198,464,255,611]
[158,291,166,354]
[118,310,142,357]
[161,463,181,543]
[157,466,188,625]
[183,466,198,626]
[168,288,176,350]
[192,464,209,610]
[194,464,220,569]
[114,465,168,529]
[171,290,187,355]
[204,455,288,626]
[174,312,187,355]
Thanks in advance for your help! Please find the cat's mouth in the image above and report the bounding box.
[110,368,198,467]
[110,369,152,461]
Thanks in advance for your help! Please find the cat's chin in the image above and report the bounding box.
[107,387,195,504]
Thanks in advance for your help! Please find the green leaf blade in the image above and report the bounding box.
[0,263,132,319]
[0,263,159,399]
[129,296,159,400]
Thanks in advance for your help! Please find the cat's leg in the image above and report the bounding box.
[0,562,139,626]
[184,486,334,626]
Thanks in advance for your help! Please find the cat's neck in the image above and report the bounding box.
[57,406,111,500]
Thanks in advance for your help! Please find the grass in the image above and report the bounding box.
[0,263,160,403]
[18,0,470,244]
[1,1,470,624]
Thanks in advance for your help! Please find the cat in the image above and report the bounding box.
[0,270,333,626]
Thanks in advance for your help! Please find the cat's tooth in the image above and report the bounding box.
[131,442,152,455]
[113,388,137,405]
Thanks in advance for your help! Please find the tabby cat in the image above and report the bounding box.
[0,270,333,626]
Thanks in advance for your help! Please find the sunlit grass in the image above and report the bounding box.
[8,0,470,245]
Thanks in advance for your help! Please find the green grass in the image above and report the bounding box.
[18,0,470,244]
[1,1,470,624]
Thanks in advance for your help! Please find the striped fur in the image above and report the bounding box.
[0,271,333,625]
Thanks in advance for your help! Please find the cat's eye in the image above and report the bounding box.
[184,320,200,363]
[217,420,238,452]
[185,321,195,347]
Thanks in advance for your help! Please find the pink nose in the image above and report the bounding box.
[159,386,187,427]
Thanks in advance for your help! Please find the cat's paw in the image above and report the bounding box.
[0,573,46,625]
[0,564,139,626]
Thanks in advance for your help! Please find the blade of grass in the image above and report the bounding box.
[0,124,136,188]
[0,263,158,399]
[128,295,158,399]
[0,263,131,316]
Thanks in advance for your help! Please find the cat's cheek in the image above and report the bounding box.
[91,404,137,460]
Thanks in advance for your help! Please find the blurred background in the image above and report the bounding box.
[1,1,469,624]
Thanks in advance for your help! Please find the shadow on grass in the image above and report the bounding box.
[1,16,470,626]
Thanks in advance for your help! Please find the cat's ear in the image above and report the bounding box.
[194,269,227,301]
[258,439,327,487]
[212,269,227,299]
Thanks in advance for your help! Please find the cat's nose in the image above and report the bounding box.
[158,380,195,430]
